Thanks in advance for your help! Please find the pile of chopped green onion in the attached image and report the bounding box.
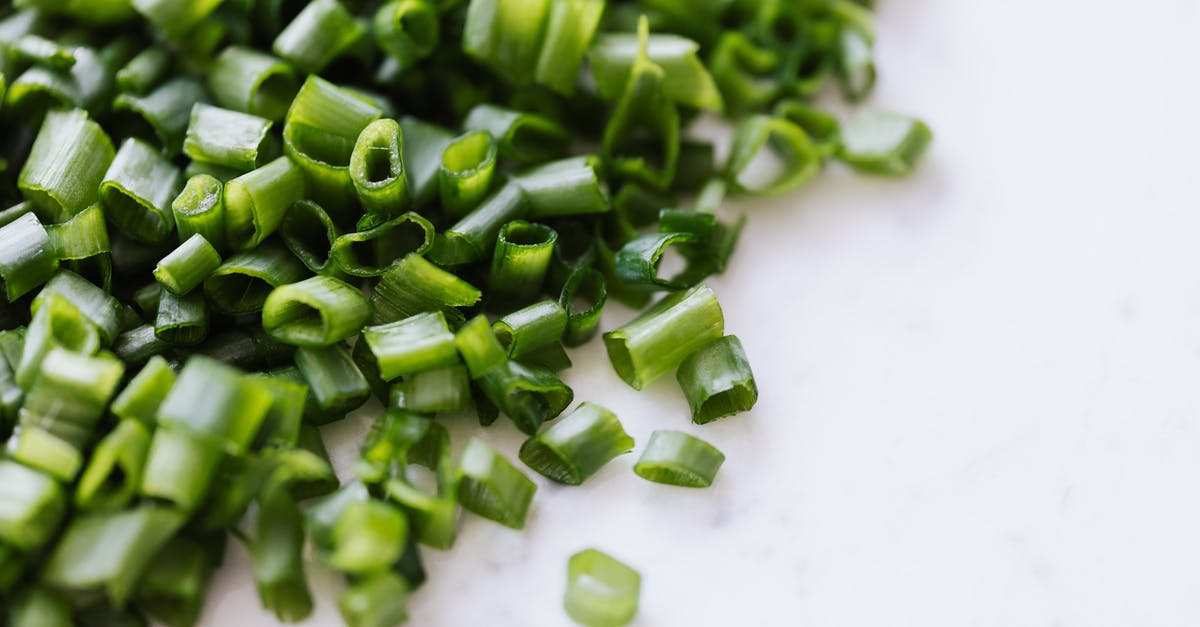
[0,0,928,625]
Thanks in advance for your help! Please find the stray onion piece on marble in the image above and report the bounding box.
[0,0,926,625]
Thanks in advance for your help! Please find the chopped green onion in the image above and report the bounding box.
[172,174,227,252]
[516,156,610,218]
[439,130,497,218]
[75,419,151,512]
[16,293,100,389]
[370,253,482,324]
[362,311,459,381]
[338,572,410,627]
[273,0,368,75]
[391,364,472,413]
[614,231,703,290]
[374,0,439,64]
[559,267,606,346]
[774,99,842,157]
[725,113,820,195]
[204,241,308,315]
[112,77,208,156]
[835,26,875,102]
[633,429,725,487]
[534,0,604,95]
[18,108,114,223]
[19,348,125,453]
[838,110,932,176]
[590,29,723,111]
[280,199,341,274]
[113,324,169,367]
[7,587,72,627]
[329,212,433,277]
[6,44,116,123]
[109,355,175,426]
[479,358,573,434]
[115,47,170,95]
[462,104,571,164]
[0,459,65,551]
[456,437,537,529]
[135,536,215,627]
[262,275,371,347]
[101,137,183,243]
[12,34,75,70]
[520,402,633,485]
[564,548,641,627]
[154,234,222,295]
[224,156,309,251]
[709,31,780,113]
[398,116,455,208]
[429,181,528,266]
[493,299,567,359]
[675,335,758,423]
[489,220,557,304]
[252,480,313,622]
[294,344,371,416]
[251,373,308,449]
[155,288,209,345]
[208,46,299,121]
[463,0,553,85]
[46,204,112,291]
[603,284,724,390]
[454,315,508,379]
[184,103,279,172]
[132,0,224,39]
[0,213,58,302]
[32,270,123,345]
[356,409,431,483]
[350,118,409,216]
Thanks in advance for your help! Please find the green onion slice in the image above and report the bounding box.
[633,429,725,487]
[350,118,409,217]
[564,548,641,627]
[456,437,537,529]
[479,358,573,434]
[362,311,459,381]
[675,335,758,423]
[263,275,371,347]
[207,46,298,121]
[603,284,724,390]
[520,402,634,485]
[100,138,182,243]
[154,234,222,296]
[837,110,933,176]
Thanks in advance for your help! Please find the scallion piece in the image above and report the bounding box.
[32,270,123,345]
[429,181,528,266]
[8,587,72,627]
[0,212,58,302]
[280,199,341,274]
[370,253,482,324]
[154,288,208,345]
[252,374,308,449]
[614,231,704,291]
[564,548,641,627]
[456,437,537,529]
[112,77,208,156]
[11,34,75,70]
[452,315,505,379]
[172,174,227,251]
[534,0,604,94]
[439,130,497,218]
[462,104,571,164]
[283,75,382,209]
[101,137,182,243]
[710,32,780,114]
[675,335,758,423]
[184,103,279,172]
[273,0,368,75]
[204,241,308,315]
[262,275,371,347]
[835,25,875,102]
[252,480,313,622]
[774,99,842,157]
[294,344,371,416]
[489,220,557,304]
[515,156,610,218]
[725,113,820,195]
[112,324,169,366]
[0,459,65,551]
[603,284,724,390]
[397,116,454,208]
[493,299,568,360]
[132,0,223,39]
[838,110,933,176]
[18,108,114,223]
[208,46,299,121]
[590,29,723,111]
[224,156,308,251]
[479,358,573,434]
[75,419,151,512]
[633,429,725,487]
[350,118,409,216]
[374,0,439,64]
[135,536,215,627]
[339,572,410,627]
[16,293,100,389]
[154,234,222,296]
[19,348,125,456]
[391,363,472,413]
[109,355,175,426]
[362,311,459,381]
[560,267,606,346]
[520,402,633,485]
[463,0,552,85]
[115,47,170,95]
[45,203,112,290]
[329,212,433,277]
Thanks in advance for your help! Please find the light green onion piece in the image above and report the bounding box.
[774,99,842,158]
[709,32,780,114]
[19,348,125,452]
[559,267,606,346]
[32,270,123,345]
[457,437,537,529]
[0,213,58,302]
[515,156,610,218]
[252,481,313,622]
[251,374,308,449]
[534,0,604,94]
[838,110,933,176]
[17,294,101,390]
[280,199,341,274]
[390,363,472,413]
[184,103,279,172]
[112,77,207,156]
[565,548,641,627]
[398,116,454,208]
[462,104,570,164]
[675,335,758,423]
[42,505,186,608]
[204,241,308,315]
[109,355,175,426]
[294,344,371,416]
[155,289,209,345]
[329,211,433,277]
[374,0,439,64]
[339,572,410,627]
[75,419,151,512]
[207,46,299,121]
[224,155,308,251]
[454,314,507,378]
[463,0,552,85]
[132,0,224,39]
[603,284,724,390]
[370,253,482,324]
[350,118,409,216]
[0,459,65,551]
[273,0,367,75]
[429,181,528,266]
[489,220,556,304]
[520,402,633,485]
[362,311,458,381]
[439,130,497,218]
[135,536,215,627]
[262,275,371,347]
[725,113,820,195]
[172,174,227,251]
[590,30,723,111]
[154,234,222,295]
[633,429,725,487]
[115,47,170,94]
[493,299,567,359]
[835,26,875,102]
[7,587,72,627]
[11,34,75,70]
[45,203,112,291]
[101,137,182,243]
[18,108,114,223]
[478,359,573,434]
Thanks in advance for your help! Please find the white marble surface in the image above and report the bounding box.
[201,1,1200,625]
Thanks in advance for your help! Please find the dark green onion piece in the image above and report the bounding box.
[398,116,454,208]
[338,572,410,627]
[462,104,571,164]
[633,429,725,487]
[709,32,780,114]
[18,108,114,223]
[155,289,208,345]
[204,241,308,314]
[294,344,371,416]
[154,234,221,295]
[208,46,299,121]
[493,299,567,359]
[490,220,556,303]
[515,156,610,218]
[429,181,528,266]
[0,459,65,551]
[252,480,313,622]
[565,548,641,627]
[559,267,606,346]
[329,212,433,277]
[7,587,73,627]
[590,30,723,111]
[374,0,439,64]
[224,156,308,251]
[774,99,842,157]
[478,358,573,434]
[273,0,367,75]
[184,103,278,172]
[113,324,169,366]
[75,419,150,512]
[110,355,175,426]
[463,0,552,85]
[284,75,382,209]
[135,536,214,627]
[534,0,604,94]
[838,110,932,176]
[112,77,207,156]
[520,402,633,485]
[42,505,186,608]
[116,47,170,94]
[262,275,370,347]
[350,118,409,216]
[456,437,537,529]
[0,213,58,302]
[172,174,227,251]
[280,200,341,274]
[370,253,482,324]
[439,130,497,218]
[659,209,715,240]
[454,315,507,379]
[725,114,820,195]
[614,231,703,290]
[671,140,716,192]
[391,364,472,413]
[362,311,459,381]
[675,335,758,423]
[132,0,224,39]
[101,138,182,243]
[603,284,724,390]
